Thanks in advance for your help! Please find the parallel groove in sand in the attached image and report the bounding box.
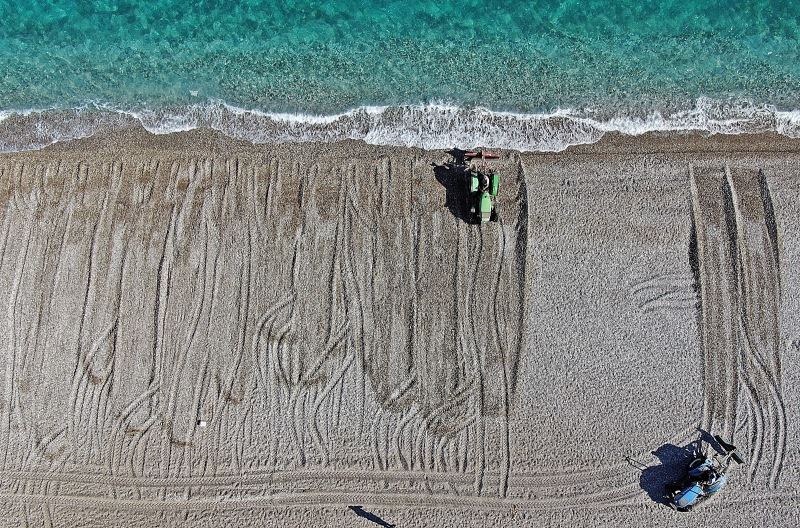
[0,152,533,509]
[0,146,794,521]
[690,164,786,488]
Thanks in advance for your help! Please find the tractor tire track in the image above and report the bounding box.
[726,167,786,488]
[0,465,641,510]
[689,166,740,439]
[0,148,725,523]
[0,488,643,513]
[690,165,787,488]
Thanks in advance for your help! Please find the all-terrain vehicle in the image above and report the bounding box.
[463,150,500,224]
[666,435,744,511]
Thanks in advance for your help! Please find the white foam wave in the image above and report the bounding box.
[0,105,134,152]
[1,97,799,153]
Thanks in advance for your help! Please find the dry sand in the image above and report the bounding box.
[0,129,798,527]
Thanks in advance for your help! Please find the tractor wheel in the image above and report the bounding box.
[490,209,498,222]
[688,457,704,470]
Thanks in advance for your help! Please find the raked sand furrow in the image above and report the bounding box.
[689,165,740,439]
[1,130,800,527]
[726,167,787,488]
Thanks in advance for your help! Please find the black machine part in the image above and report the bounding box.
[478,172,489,192]
[713,435,736,454]
[713,434,744,464]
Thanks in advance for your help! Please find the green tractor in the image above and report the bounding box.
[468,169,499,223]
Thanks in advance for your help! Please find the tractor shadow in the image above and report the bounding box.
[432,148,473,224]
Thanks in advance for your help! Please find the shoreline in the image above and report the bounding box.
[2,97,800,155]
[3,124,800,161]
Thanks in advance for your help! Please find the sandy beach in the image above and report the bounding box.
[0,129,798,527]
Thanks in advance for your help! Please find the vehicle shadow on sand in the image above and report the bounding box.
[636,443,697,505]
[629,429,720,505]
[432,148,473,224]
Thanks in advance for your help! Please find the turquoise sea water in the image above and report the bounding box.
[1,1,800,151]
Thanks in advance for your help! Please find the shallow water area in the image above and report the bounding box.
[2,1,800,151]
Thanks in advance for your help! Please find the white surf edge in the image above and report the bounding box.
[1,97,799,153]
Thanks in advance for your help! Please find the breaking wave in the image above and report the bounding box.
[1,97,799,153]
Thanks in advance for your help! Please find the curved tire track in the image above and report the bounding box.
[690,165,786,488]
